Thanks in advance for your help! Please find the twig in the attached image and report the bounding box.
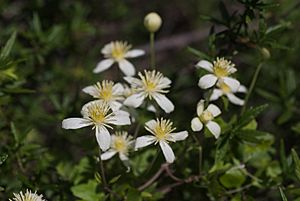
[225,183,253,194]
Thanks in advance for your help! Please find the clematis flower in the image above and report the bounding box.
[93,41,145,76]
[123,70,174,113]
[191,100,221,139]
[62,100,131,151]
[9,189,46,201]
[82,80,124,111]
[135,118,188,163]
[196,57,240,91]
[101,131,134,161]
[210,80,247,106]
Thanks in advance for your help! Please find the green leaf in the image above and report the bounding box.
[219,167,246,188]
[237,129,274,144]
[291,149,300,181]
[71,180,105,201]
[10,122,19,144]
[237,104,268,130]
[0,154,8,166]
[109,175,121,184]
[187,47,212,60]
[292,122,300,134]
[127,187,142,201]
[279,187,288,201]
[0,31,17,60]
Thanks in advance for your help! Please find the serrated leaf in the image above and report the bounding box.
[292,149,300,181]
[0,31,17,60]
[237,104,268,130]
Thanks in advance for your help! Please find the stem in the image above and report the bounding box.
[138,163,167,191]
[99,149,108,190]
[241,62,263,115]
[198,146,202,175]
[150,32,155,68]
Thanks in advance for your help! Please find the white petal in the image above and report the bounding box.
[135,135,156,150]
[206,121,221,139]
[196,99,205,116]
[101,43,112,55]
[109,101,123,111]
[123,93,145,108]
[96,126,111,151]
[62,118,92,129]
[171,131,188,141]
[93,59,114,73]
[101,150,117,160]
[223,77,240,92]
[112,83,124,95]
[237,85,247,93]
[145,119,157,131]
[118,59,135,76]
[159,141,175,163]
[119,153,129,161]
[227,93,245,106]
[207,104,221,117]
[147,105,156,113]
[210,89,223,101]
[198,74,218,89]
[152,93,174,113]
[125,49,145,58]
[107,110,131,125]
[191,117,203,131]
[123,76,141,85]
[195,60,213,72]
[82,85,98,97]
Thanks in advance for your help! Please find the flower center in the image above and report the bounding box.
[97,81,113,101]
[153,119,175,141]
[219,81,231,93]
[113,137,127,153]
[139,70,168,96]
[200,111,213,123]
[87,103,111,124]
[111,41,131,61]
[213,57,235,78]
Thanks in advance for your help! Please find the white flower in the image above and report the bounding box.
[123,70,174,113]
[9,189,46,201]
[93,41,145,76]
[135,118,188,163]
[82,80,124,111]
[62,100,131,151]
[210,80,247,106]
[101,131,134,161]
[196,57,240,91]
[191,100,221,139]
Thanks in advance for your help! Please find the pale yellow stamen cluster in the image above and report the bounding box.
[9,190,45,201]
[112,131,131,153]
[219,81,232,93]
[86,102,112,124]
[94,81,114,101]
[139,70,168,97]
[110,41,131,61]
[199,111,214,124]
[152,118,176,141]
[213,57,235,77]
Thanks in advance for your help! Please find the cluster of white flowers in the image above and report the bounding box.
[62,41,188,164]
[191,57,247,139]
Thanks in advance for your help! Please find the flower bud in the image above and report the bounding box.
[260,47,271,60]
[144,12,162,32]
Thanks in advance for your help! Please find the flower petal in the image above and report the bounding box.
[135,135,156,150]
[125,49,145,58]
[112,83,124,95]
[195,60,213,72]
[207,104,221,117]
[109,101,123,111]
[82,85,98,97]
[93,59,114,73]
[206,121,221,139]
[198,74,218,89]
[227,93,245,106]
[101,150,117,160]
[123,92,145,108]
[96,126,111,151]
[107,110,131,125]
[223,77,240,92]
[171,131,188,141]
[123,76,141,86]
[62,118,92,129]
[191,117,203,131]
[152,93,175,113]
[238,85,247,93]
[159,141,175,163]
[101,43,112,55]
[210,89,223,101]
[145,119,157,131]
[119,153,129,161]
[118,59,135,76]
[196,99,205,116]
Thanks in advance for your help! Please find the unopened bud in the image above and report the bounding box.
[260,47,271,60]
[144,12,162,32]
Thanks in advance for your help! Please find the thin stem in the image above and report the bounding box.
[241,62,263,115]
[99,149,108,190]
[150,32,155,68]
[198,146,202,175]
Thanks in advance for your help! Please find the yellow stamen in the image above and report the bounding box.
[199,111,213,123]
[213,57,235,77]
[139,70,168,96]
[153,118,176,140]
[96,81,114,101]
[110,41,131,61]
[87,102,111,124]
